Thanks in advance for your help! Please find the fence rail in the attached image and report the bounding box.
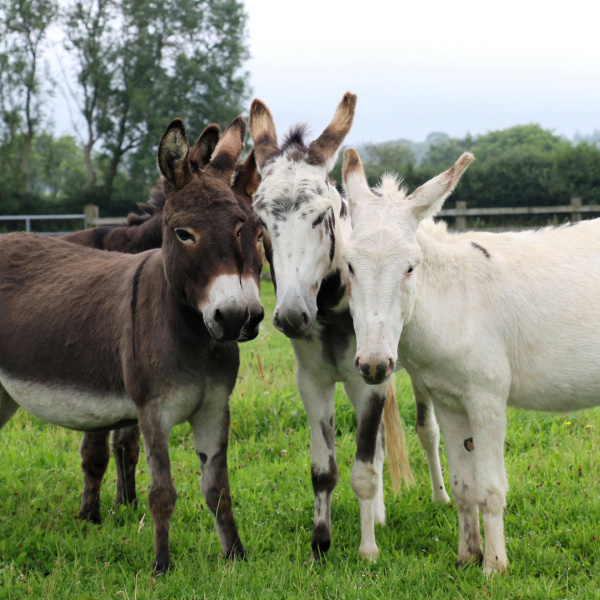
[2,198,600,235]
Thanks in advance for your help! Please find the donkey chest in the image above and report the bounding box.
[293,311,357,382]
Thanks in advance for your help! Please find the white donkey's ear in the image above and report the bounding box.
[408,153,474,221]
[342,147,371,225]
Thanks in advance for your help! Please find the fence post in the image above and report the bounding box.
[570,197,582,223]
[83,204,99,228]
[455,201,467,231]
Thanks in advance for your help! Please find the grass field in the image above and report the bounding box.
[1,282,599,599]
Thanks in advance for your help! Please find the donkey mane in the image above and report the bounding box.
[282,124,310,150]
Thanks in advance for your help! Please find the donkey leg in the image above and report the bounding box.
[0,387,19,430]
[468,397,509,576]
[79,431,110,524]
[413,383,450,504]
[344,379,388,561]
[435,403,483,568]
[189,389,245,560]
[112,425,141,507]
[297,366,337,560]
[138,408,177,574]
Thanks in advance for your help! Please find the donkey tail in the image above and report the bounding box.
[383,377,414,495]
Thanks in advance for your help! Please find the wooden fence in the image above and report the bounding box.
[2,198,599,235]
[85,198,600,232]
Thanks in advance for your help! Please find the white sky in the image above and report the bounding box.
[244,0,600,145]
[49,0,600,146]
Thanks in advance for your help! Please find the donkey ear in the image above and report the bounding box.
[208,116,247,184]
[233,150,261,206]
[189,124,220,173]
[408,153,474,221]
[342,148,371,224]
[158,119,192,189]
[249,99,279,173]
[308,92,357,172]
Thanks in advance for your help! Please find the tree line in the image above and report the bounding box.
[0,0,250,218]
[1,2,599,228]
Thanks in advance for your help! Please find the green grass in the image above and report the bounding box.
[1,282,600,599]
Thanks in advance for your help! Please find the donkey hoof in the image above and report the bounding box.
[359,544,379,561]
[227,540,248,561]
[78,510,102,525]
[152,558,172,576]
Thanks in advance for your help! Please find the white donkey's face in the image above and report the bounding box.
[342,148,474,384]
[250,92,357,338]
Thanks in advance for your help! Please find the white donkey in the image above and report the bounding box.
[249,93,449,561]
[341,146,600,575]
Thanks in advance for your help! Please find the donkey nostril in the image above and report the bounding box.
[386,358,394,376]
[273,311,280,327]
[214,309,224,324]
[354,356,360,370]
[301,312,309,327]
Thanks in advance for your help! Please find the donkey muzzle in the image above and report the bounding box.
[354,355,395,385]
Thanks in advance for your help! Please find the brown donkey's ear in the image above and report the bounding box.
[308,92,357,172]
[249,99,279,173]
[233,150,261,206]
[207,116,247,184]
[158,119,192,190]
[189,124,221,173]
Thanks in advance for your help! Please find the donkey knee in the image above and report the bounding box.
[351,460,378,501]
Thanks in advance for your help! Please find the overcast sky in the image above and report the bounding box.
[243,0,600,145]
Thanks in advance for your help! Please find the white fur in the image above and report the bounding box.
[201,273,248,336]
[254,148,448,560]
[344,154,600,574]
[0,369,138,430]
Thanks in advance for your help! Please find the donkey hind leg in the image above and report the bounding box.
[138,407,177,574]
[0,386,19,430]
[343,379,388,561]
[297,366,338,560]
[189,386,245,560]
[468,396,509,576]
[434,403,483,569]
[413,383,450,504]
[112,425,141,507]
[79,431,110,524]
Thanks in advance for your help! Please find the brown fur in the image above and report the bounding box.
[308,92,357,167]
[0,117,253,573]
[249,99,280,169]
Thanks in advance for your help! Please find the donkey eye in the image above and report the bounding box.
[175,228,196,244]
[407,267,414,274]
[259,218,268,231]
[348,264,355,276]
[237,226,244,238]
[312,212,326,228]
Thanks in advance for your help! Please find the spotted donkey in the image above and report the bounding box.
[249,93,450,561]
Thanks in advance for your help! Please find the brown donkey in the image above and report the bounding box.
[0,117,256,573]
[61,131,263,527]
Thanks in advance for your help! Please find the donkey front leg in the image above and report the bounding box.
[413,383,450,503]
[79,431,110,524]
[434,403,483,568]
[344,380,388,561]
[138,407,177,574]
[468,397,509,576]
[112,425,141,507]
[189,389,245,560]
[297,366,338,560]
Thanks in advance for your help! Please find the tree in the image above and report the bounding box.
[0,0,58,191]
[62,0,250,209]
